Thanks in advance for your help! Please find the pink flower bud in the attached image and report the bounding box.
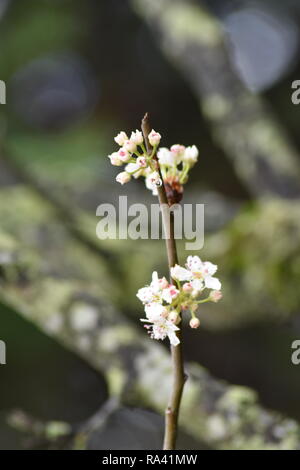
[189,317,200,329]
[210,290,222,302]
[116,172,131,185]
[169,286,179,297]
[182,282,193,293]
[158,277,169,289]
[118,148,131,163]
[108,152,123,166]
[171,144,186,158]
[148,129,161,146]
[168,311,178,323]
[123,140,137,153]
[130,130,144,145]
[136,156,147,168]
[114,131,128,146]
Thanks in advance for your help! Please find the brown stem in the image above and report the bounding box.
[141,113,187,450]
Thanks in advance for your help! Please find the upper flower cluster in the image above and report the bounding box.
[108,129,199,199]
[137,256,222,346]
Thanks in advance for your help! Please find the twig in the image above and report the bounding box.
[141,113,187,450]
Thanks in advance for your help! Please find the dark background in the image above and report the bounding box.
[1,0,300,449]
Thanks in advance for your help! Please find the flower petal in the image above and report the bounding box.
[203,261,217,276]
[168,331,180,346]
[171,264,192,281]
[205,276,221,290]
[186,255,202,271]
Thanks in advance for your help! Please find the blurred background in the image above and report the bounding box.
[1,0,300,450]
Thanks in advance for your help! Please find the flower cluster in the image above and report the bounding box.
[108,129,199,200]
[137,256,222,346]
[157,145,198,202]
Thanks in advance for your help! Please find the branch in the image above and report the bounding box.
[141,113,186,450]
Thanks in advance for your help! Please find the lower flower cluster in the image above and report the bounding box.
[136,256,222,346]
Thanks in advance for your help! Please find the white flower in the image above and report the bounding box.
[170,144,186,160]
[136,156,147,168]
[149,171,161,185]
[151,319,180,346]
[125,162,141,176]
[191,278,204,296]
[157,147,178,166]
[171,264,192,281]
[118,148,131,163]
[130,130,144,145]
[145,171,162,195]
[136,286,155,304]
[144,303,168,322]
[116,171,131,185]
[145,181,157,195]
[123,139,137,153]
[201,262,221,290]
[186,256,221,290]
[136,271,172,306]
[148,129,161,146]
[108,152,123,166]
[114,131,128,146]
[161,285,179,304]
[183,145,199,165]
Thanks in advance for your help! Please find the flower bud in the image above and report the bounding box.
[130,130,144,145]
[116,172,131,185]
[148,129,161,146]
[158,277,169,289]
[118,148,131,163]
[108,152,123,166]
[125,162,144,179]
[170,144,186,158]
[158,147,177,166]
[189,317,200,329]
[210,290,222,302]
[182,282,193,293]
[114,131,128,146]
[168,311,179,323]
[136,156,147,168]
[183,145,199,165]
[125,162,139,173]
[123,139,137,153]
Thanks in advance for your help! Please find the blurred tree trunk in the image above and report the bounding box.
[131,0,300,199]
